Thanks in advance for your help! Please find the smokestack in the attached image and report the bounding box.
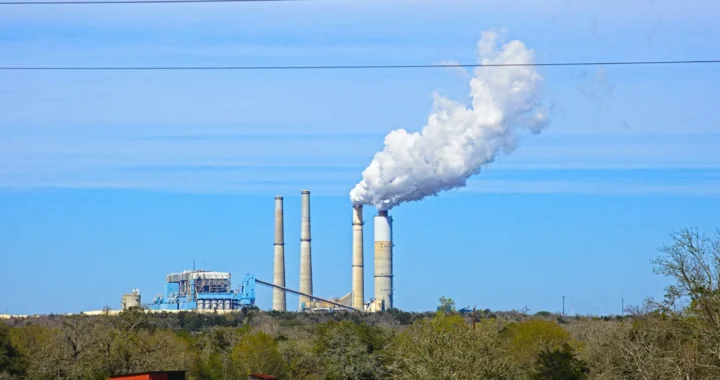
[374,210,393,310]
[299,190,313,310]
[272,196,286,311]
[352,205,364,309]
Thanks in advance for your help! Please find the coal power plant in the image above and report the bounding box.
[1,31,554,319]
[108,32,547,316]
[116,189,394,314]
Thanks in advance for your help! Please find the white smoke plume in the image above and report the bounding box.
[350,29,549,210]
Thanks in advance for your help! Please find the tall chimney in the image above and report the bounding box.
[352,205,364,310]
[374,210,393,310]
[299,190,313,310]
[272,196,286,311]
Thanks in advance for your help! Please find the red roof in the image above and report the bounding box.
[109,370,186,380]
[249,374,277,380]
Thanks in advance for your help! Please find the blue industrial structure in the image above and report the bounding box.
[149,270,256,311]
[146,269,358,312]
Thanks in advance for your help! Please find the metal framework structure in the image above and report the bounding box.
[149,270,254,311]
[254,278,358,312]
[144,269,359,313]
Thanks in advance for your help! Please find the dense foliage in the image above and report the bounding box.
[1,228,719,379]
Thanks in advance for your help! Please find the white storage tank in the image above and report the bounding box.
[121,289,141,310]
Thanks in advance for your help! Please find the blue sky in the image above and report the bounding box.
[1,0,719,315]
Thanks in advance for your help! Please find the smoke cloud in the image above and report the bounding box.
[350,29,549,210]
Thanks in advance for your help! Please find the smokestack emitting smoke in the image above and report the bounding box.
[272,196,286,311]
[299,190,313,310]
[374,210,393,310]
[352,205,364,309]
[350,30,548,210]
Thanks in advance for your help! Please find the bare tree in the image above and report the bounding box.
[573,228,720,380]
[652,228,720,362]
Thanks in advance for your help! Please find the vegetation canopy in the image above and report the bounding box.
[2,227,720,379]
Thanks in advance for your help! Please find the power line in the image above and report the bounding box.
[0,0,293,4]
[0,60,718,71]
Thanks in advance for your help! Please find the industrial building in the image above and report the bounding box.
[126,189,396,313]
[147,271,256,311]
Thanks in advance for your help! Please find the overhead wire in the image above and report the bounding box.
[1,0,717,70]
[0,0,295,4]
[0,60,718,71]
[0,0,717,72]
[1,0,718,70]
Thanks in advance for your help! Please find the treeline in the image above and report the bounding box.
[1,227,719,380]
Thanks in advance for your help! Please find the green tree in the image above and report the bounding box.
[113,329,190,375]
[437,296,456,315]
[314,321,389,380]
[0,323,26,379]
[231,331,286,378]
[390,314,521,380]
[279,340,320,380]
[54,316,107,379]
[501,319,573,367]
[532,343,589,380]
[318,326,378,379]
[8,324,57,380]
[190,327,246,380]
[115,307,151,332]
